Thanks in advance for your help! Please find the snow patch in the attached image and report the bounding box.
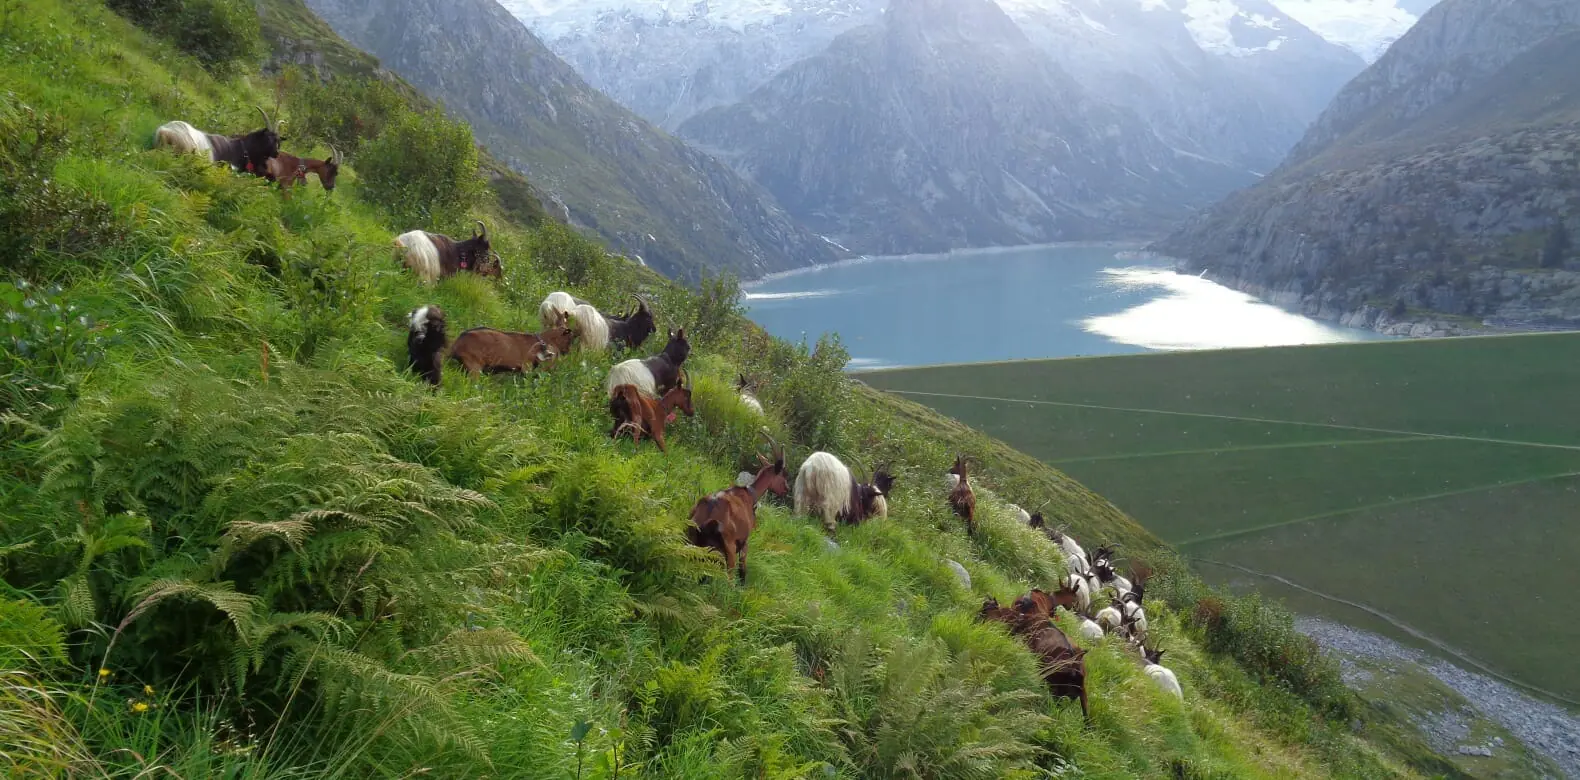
[1267,0,1423,61]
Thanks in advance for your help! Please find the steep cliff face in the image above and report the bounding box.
[1154,0,1580,332]
[677,0,1254,254]
[302,0,836,281]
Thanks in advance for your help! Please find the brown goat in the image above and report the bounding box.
[264,146,342,197]
[686,431,787,583]
[536,310,577,357]
[448,327,557,377]
[608,370,694,453]
[1024,621,1090,720]
[947,455,977,536]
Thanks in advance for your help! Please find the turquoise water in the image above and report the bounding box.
[743,244,1384,369]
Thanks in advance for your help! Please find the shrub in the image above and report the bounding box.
[690,271,743,351]
[528,220,609,287]
[770,334,852,452]
[356,108,486,231]
[278,69,407,156]
[106,0,263,74]
[0,279,120,421]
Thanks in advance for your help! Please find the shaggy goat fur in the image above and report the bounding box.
[406,305,448,386]
[153,121,213,158]
[794,451,854,535]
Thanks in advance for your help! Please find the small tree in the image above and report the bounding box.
[1542,221,1572,269]
[356,108,485,230]
[280,70,406,156]
[690,271,743,350]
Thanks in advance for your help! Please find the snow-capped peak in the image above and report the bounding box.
[1268,0,1431,60]
[503,0,864,38]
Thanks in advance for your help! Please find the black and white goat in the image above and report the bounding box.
[394,221,500,283]
[736,374,764,415]
[793,454,893,536]
[406,304,447,386]
[540,293,656,351]
[603,328,690,399]
[154,107,280,174]
[1142,646,1183,699]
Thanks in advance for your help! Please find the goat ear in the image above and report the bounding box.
[676,327,686,340]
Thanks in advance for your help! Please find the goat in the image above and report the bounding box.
[978,596,1020,628]
[1018,612,1090,720]
[264,146,342,197]
[154,107,280,174]
[793,453,892,536]
[1075,606,1105,642]
[538,291,588,331]
[1007,503,1032,526]
[607,295,657,350]
[1093,559,1132,600]
[1095,600,1123,634]
[448,326,558,377]
[406,304,447,386]
[737,374,764,415]
[394,221,499,283]
[686,431,786,583]
[946,455,977,536]
[1062,572,1092,613]
[1142,647,1183,699]
[608,370,694,453]
[568,303,610,351]
[1119,606,1149,645]
[604,328,690,399]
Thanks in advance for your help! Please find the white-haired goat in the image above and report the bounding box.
[795,452,854,536]
[603,328,691,399]
[736,374,764,415]
[395,231,441,282]
[1007,503,1032,526]
[1063,572,1092,613]
[570,303,610,351]
[538,291,587,332]
[153,120,213,158]
[1142,647,1183,699]
[1095,602,1123,634]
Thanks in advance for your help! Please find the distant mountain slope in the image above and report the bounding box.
[507,0,1366,176]
[1154,0,1580,335]
[302,0,836,281]
[677,0,1255,255]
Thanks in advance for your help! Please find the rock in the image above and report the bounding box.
[945,559,971,590]
[1456,745,1494,757]
[823,537,840,552]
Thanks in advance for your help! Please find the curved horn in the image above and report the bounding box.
[629,294,644,316]
[637,294,652,314]
[255,106,274,132]
[758,428,782,462]
[678,367,689,389]
[329,145,342,165]
[474,220,488,240]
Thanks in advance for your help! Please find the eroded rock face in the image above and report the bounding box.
[1154,0,1580,333]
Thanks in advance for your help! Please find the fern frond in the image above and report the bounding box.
[404,628,538,676]
[118,579,261,637]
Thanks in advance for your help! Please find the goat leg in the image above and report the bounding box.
[736,539,748,584]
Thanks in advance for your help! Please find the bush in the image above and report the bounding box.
[106,0,262,74]
[1,279,119,421]
[278,69,407,156]
[690,271,744,351]
[528,219,609,287]
[356,108,486,231]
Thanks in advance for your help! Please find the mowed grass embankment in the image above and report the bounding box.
[859,333,1580,706]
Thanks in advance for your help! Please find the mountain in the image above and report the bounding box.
[301,0,837,281]
[1153,0,1580,335]
[672,0,1263,254]
[507,0,1366,175]
[1270,0,1442,60]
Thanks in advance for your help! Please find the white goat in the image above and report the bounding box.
[1120,601,1149,641]
[1007,503,1031,526]
[1142,648,1183,699]
[1076,615,1104,642]
[794,451,854,535]
[604,358,657,399]
[1054,529,1086,565]
[570,303,609,351]
[1095,603,1123,634]
[153,121,213,159]
[736,375,764,415]
[1063,572,1092,613]
[538,291,584,329]
[394,230,441,283]
[1063,552,1088,579]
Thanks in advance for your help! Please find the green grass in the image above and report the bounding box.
[861,334,1580,705]
[0,0,1458,776]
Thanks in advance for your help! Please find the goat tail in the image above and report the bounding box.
[394,230,441,283]
[605,359,657,399]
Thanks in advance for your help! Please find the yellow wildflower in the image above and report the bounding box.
[132,701,150,713]
[144,685,155,695]
[97,668,110,679]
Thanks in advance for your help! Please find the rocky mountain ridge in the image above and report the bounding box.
[302,0,837,281]
[676,0,1259,254]
[1154,0,1580,333]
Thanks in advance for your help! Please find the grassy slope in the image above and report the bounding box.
[0,2,1448,777]
[859,334,1580,705]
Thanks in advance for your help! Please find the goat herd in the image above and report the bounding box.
[154,110,1180,722]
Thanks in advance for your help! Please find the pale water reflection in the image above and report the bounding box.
[743,245,1383,369]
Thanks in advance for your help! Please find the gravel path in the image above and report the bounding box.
[1297,616,1580,779]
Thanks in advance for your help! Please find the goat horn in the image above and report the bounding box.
[329,145,342,165]
[474,220,487,240]
[256,106,274,132]
[629,294,644,315]
[637,294,652,313]
[757,428,782,461]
